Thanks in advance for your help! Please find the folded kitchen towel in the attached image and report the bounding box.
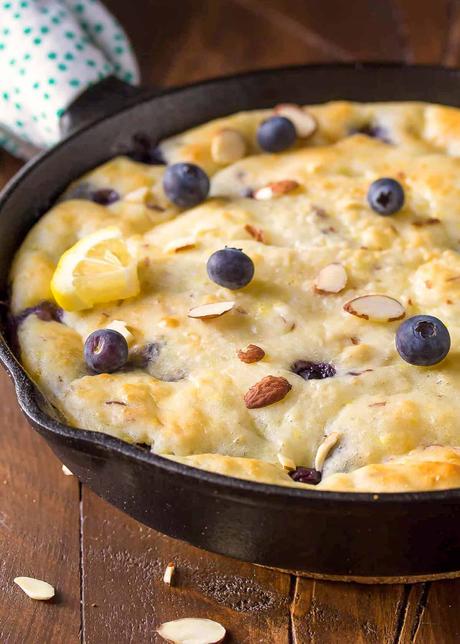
[0,0,140,158]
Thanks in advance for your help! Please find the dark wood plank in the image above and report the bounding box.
[260,0,405,61]
[106,0,345,88]
[0,151,22,186]
[81,488,292,644]
[391,0,450,64]
[398,583,429,643]
[443,0,460,67]
[411,580,460,643]
[291,577,408,644]
[0,369,81,643]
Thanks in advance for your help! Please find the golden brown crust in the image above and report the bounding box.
[319,446,460,492]
[11,101,460,493]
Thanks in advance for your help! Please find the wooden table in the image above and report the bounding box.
[2,1,460,641]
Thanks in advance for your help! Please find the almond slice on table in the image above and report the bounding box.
[314,263,347,294]
[237,344,265,363]
[62,464,73,476]
[211,128,247,164]
[163,562,175,585]
[14,577,55,601]
[343,294,405,322]
[253,180,299,200]
[274,104,317,138]
[157,618,226,644]
[314,432,340,472]
[188,301,235,320]
[244,375,292,409]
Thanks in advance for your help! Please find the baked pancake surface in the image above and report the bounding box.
[10,101,460,492]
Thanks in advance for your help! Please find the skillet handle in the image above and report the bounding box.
[59,76,156,139]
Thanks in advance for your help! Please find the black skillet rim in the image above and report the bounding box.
[2,61,460,506]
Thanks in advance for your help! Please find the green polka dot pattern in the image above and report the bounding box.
[0,0,139,158]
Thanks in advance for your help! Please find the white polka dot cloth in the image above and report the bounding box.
[0,0,140,159]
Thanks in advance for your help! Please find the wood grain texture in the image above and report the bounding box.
[260,0,405,60]
[410,580,460,643]
[2,1,460,641]
[443,0,460,67]
[0,151,21,186]
[291,578,408,644]
[0,370,81,643]
[391,0,450,64]
[108,0,341,89]
[397,583,429,643]
[81,488,292,643]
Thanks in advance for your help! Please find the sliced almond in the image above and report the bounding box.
[274,104,317,138]
[164,237,197,253]
[163,562,175,585]
[157,618,226,644]
[343,294,405,322]
[244,224,266,243]
[62,464,73,476]
[277,453,296,470]
[253,180,299,200]
[274,304,296,333]
[14,577,55,601]
[211,128,247,164]
[253,186,276,201]
[105,319,134,345]
[314,432,340,471]
[188,301,235,320]
[314,263,347,294]
[124,186,149,203]
[411,217,440,227]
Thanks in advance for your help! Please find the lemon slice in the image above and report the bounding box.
[51,227,140,311]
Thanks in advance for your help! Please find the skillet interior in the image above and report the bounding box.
[2,63,460,579]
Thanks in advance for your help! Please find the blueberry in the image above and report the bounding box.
[291,360,336,380]
[16,301,63,325]
[163,163,210,208]
[289,467,322,485]
[84,329,129,374]
[241,187,254,198]
[396,315,450,366]
[60,183,120,205]
[60,182,94,202]
[91,188,120,205]
[128,342,160,369]
[129,134,165,165]
[367,178,404,215]
[135,442,151,450]
[207,247,254,290]
[257,116,297,153]
[350,123,392,144]
[9,301,63,356]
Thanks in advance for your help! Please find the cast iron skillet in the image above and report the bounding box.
[2,63,460,582]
